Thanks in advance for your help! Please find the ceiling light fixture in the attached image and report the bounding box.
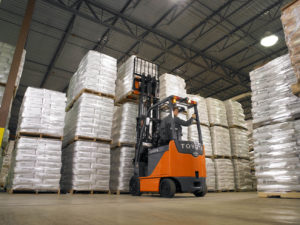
[260,32,278,47]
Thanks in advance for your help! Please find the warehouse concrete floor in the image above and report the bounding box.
[0,192,299,225]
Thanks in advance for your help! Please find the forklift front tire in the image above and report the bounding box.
[160,178,176,198]
[129,176,142,196]
[193,185,207,197]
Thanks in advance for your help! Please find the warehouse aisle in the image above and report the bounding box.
[0,192,299,225]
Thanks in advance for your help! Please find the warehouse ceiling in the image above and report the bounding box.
[0,0,293,132]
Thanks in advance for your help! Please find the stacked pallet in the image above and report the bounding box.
[281,0,300,96]
[205,158,216,191]
[215,159,235,191]
[0,141,14,187]
[246,120,256,190]
[233,159,252,191]
[159,73,187,99]
[7,87,66,193]
[61,51,117,193]
[250,54,300,198]
[110,56,158,193]
[115,55,158,103]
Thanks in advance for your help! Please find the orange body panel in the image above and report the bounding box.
[139,140,206,192]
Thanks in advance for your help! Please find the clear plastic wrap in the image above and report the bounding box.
[187,94,209,126]
[0,141,14,187]
[66,51,117,107]
[205,158,216,191]
[64,93,114,145]
[7,137,62,191]
[159,73,187,100]
[229,128,249,158]
[215,159,235,191]
[210,126,231,156]
[116,56,158,103]
[61,141,110,191]
[188,125,212,156]
[281,1,300,80]
[206,98,228,127]
[0,42,26,87]
[111,102,138,145]
[224,99,247,129]
[110,147,135,192]
[17,87,66,136]
[233,159,252,190]
[250,54,300,126]
[253,120,300,192]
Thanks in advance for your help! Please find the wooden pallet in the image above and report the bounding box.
[69,189,110,195]
[66,88,115,111]
[65,136,112,148]
[210,123,228,129]
[232,156,250,160]
[217,189,236,193]
[17,132,63,140]
[258,192,300,199]
[213,155,232,159]
[291,81,300,97]
[7,189,60,194]
[229,125,248,131]
[109,190,129,195]
[236,189,254,192]
[116,91,139,105]
[111,141,136,149]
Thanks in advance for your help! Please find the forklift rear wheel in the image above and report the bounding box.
[193,185,207,197]
[129,176,141,196]
[160,178,176,198]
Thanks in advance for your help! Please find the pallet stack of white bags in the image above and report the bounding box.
[6,87,66,192]
[61,51,117,193]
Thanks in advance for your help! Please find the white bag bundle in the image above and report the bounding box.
[111,102,138,145]
[7,137,62,191]
[64,93,114,145]
[253,120,300,192]
[116,56,158,103]
[210,126,231,156]
[206,98,228,127]
[67,51,117,106]
[205,158,216,191]
[215,159,235,190]
[224,100,247,129]
[0,141,15,187]
[229,128,249,158]
[188,125,212,156]
[187,94,209,126]
[246,120,253,150]
[159,73,187,100]
[110,147,135,192]
[250,54,300,126]
[0,42,26,87]
[61,141,110,191]
[233,159,252,190]
[17,87,66,136]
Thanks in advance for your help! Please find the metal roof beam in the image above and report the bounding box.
[39,0,83,87]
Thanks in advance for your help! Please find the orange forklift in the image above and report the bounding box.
[129,57,207,198]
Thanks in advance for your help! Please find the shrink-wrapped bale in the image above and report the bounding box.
[250,54,300,126]
[187,94,209,126]
[206,98,228,127]
[116,56,158,103]
[229,128,249,158]
[281,0,300,80]
[111,103,138,146]
[188,125,212,156]
[215,159,235,191]
[110,147,135,192]
[0,42,26,87]
[210,126,231,157]
[159,73,187,100]
[224,100,247,129]
[0,141,15,187]
[61,141,110,191]
[7,137,62,191]
[64,93,114,145]
[205,158,216,191]
[253,120,300,192]
[17,87,66,136]
[66,51,117,106]
[246,120,253,150]
[233,159,252,190]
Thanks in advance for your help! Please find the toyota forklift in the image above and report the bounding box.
[128,57,207,198]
